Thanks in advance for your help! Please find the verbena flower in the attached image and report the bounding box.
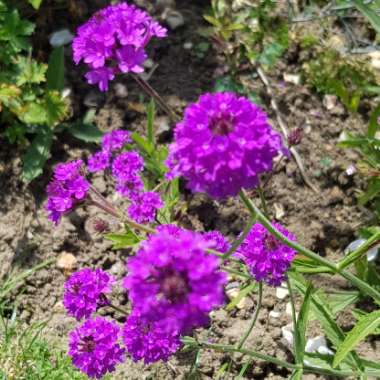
[123,313,180,364]
[127,191,163,224]
[63,268,115,321]
[87,150,111,173]
[203,231,230,253]
[112,151,144,182]
[72,3,167,91]
[166,92,284,198]
[46,160,89,224]
[115,175,144,198]
[235,223,296,286]
[102,130,131,152]
[123,226,227,334]
[69,317,125,379]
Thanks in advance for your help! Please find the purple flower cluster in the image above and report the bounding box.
[166,92,285,199]
[127,191,163,224]
[235,222,296,286]
[69,317,125,379]
[72,3,167,91]
[86,129,163,224]
[124,226,227,335]
[46,160,89,225]
[123,313,181,364]
[63,268,115,321]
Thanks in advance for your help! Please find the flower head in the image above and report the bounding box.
[127,191,163,224]
[203,231,230,253]
[112,151,144,182]
[87,150,111,173]
[102,130,131,152]
[63,268,115,321]
[46,160,89,224]
[235,223,296,286]
[69,317,125,379]
[166,92,284,198]
[72,3,167,91]
[123,313,180,364]
[123,226,227,334]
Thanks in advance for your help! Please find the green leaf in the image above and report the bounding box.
[131,132,154,155]
[16,57,47,86]
[368,104,380,138]
[105,232,140,249]
[328,291,360,315]
[359,178,380,205]
[20,102,47,124]
[28,0,43,9]
[354,0,380,34]
[333,309,380,368]
[46,46,65,91]
[289,369,303,380]
[69,122,103,143]
[45,91,67,126]
[294,283,313,364]
[226,283,257,311]
[146,99,155,146]
[22,126,53,182]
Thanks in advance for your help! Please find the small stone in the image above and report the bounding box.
[274,203,285,220]
[62,88,71,99]
[155,116,171,136]
[368,51,380,70]
[143,58,154,69]
[164,10,184,30]
[56,252,77,271]
[183,42,193,50]
[285,302,292,317]
[49,29,74,47]
[83,91,105,108]
[276,283,289,299]
[281,323,294,346]
[345,238,379,262]
[327,186,344,205]
[323,95,338,110]
[269,310,281,318]
[114,83,128,98]
[305,336,334,355]
[226,288,248,309]
[283,73,301,85]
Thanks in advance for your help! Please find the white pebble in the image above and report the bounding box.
[276,282,289,300]
[49,29,74,47]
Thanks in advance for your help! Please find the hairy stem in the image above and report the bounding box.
[132,74,179,122]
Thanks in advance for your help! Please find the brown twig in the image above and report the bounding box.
[256,66,319,194]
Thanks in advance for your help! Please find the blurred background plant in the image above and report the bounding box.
[0,0,69,182]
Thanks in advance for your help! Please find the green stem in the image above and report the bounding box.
[257,187,269,218]
[237,282,263,349]
[191,341,363,378]
[107,302,129,316]
[221,266,251,280]
[223,216,256,260]
[239,189,380,304]
[337,231,380,270]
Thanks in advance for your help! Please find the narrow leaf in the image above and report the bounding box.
[333,309,380,368]
[46,46,65,91]
[105,232,140,249]
[131,132,154,155]
[354,0,380,34]
[69,123,103,143]
[146,99,155,146]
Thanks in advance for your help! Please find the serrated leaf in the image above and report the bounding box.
[22,126,53,182]
[16,56,47,86]
[0,84,21,107]
[105,232,140,249]
[333,310,380,368]
[45,90,67,126]
[28,0,43,9]
[20,102,47,124]
[69,123,103,142]
[47,46,65,91]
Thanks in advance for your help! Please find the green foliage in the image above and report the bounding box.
[333,310,380,368]
[0,310,86,380]
[338,107,380,218]
[204,0,288,70]
[303,48,377,112]
[0,1,68,181]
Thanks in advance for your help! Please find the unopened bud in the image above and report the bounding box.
[288,128,302,146]
[93,218,110,233]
